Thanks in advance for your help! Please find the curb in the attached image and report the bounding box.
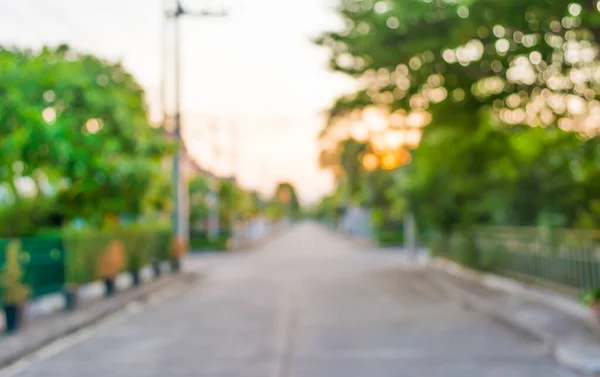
[555,341,600,375]
[429,259,600,375]
[428,272,557,347]
[0,271,199,369]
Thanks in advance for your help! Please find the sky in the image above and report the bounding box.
[0,0,356,203]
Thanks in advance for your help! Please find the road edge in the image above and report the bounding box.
[0,271,200,370]
[428,258,600,375]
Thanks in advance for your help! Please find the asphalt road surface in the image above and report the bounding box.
[3,222,577,377]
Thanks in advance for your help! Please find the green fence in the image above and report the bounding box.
[438,227,600,293]
[0,236,65,298]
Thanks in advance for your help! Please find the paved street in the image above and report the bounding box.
[4,222,577,377]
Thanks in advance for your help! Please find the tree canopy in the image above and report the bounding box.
[315,0,600,234]
[0,45,172,235]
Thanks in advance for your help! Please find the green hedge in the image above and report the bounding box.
[376,230,404,246]
[189,231,230,251]
[63,226,173,285]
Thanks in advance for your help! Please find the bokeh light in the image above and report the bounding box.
[362,153,379,171]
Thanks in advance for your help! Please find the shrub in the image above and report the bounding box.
[63,230,113,285]
[115,229,152,272]
[63,226,172,283]
[376,230,404,246]
[0,241,30,304]
[582,289,600,306]
[189,232,229,251]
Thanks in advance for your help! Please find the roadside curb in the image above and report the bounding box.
[429,258,600,375]
[428,270,557,346]
[0,271,199,369]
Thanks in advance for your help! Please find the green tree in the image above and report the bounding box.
[0,45,172,234]
[315,0,600,235]
[274,182,301,219]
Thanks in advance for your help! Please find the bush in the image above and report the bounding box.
[63,226,172,285]
[376,230,404,246]
[0,241,30,304]
[114,229,152,272]
[189,232,229,251]
[0,198,54,238]
[63,230,111,285]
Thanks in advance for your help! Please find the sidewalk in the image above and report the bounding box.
[0,271,198,369]
[429,258,600,375]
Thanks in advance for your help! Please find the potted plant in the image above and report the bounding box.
[0,241,30,333]
[97,240,125,297]
[582,288,600,330]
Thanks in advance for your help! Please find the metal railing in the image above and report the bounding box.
[438,227,600,293]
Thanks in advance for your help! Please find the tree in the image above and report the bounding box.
[188,175,211,232]
[274,182,301,219]
[0,45,172,234]
[315,0,600,234]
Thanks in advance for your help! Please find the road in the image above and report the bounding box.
[4,222,577,376]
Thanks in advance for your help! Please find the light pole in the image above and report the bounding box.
[164,1,227,249]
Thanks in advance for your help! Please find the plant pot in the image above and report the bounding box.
[170,258,181,273]
[152,261,161,278]
[3,304,24,334]
[104,278,116,297]
[131,270,141,287]
[64,287,79,312]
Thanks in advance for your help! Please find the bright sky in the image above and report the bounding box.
[0,0,355,203]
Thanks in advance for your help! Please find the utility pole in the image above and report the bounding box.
[164,1,227,248]
[229,120,238,238]
[207,119,220,242]
[230,119,238,180]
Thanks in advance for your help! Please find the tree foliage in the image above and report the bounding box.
[0,45,172,234]
[315,0,600,233]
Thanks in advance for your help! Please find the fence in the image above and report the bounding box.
[0,229,174,302]
[0,236,65,299]
[437,226,600,293]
